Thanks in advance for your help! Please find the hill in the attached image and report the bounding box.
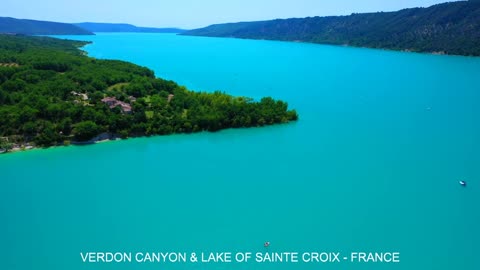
[182,0,480,56]
[0,35,297,151]
[75,22,186,33]
[0,17,93,35]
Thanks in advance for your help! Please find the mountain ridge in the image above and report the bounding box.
[182,1,480,56]
[75,22,186,33]
[0,17,93,35]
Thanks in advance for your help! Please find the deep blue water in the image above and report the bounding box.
[1,33,479,270]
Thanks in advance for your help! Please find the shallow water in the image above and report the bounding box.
[1,33,479,269]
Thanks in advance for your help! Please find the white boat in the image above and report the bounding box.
[459,180,467,186]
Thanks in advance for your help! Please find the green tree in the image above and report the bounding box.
[0,138,13,152]
[73,121,101,141]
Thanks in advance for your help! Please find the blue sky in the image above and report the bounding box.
[3,0,453,29]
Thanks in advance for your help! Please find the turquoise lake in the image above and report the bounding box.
[1,33,480,269]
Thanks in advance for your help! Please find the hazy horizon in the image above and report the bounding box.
[3,0,456,29]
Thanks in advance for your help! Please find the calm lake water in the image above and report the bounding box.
[1,33,479,270]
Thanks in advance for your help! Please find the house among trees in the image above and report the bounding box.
[101,97,132,113]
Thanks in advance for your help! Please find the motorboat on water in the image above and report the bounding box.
[264,241,270,248]
[459,180,467,187]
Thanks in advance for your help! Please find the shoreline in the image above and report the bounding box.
[0,132,121,155]
[179,34,478,58]
[0,136,121,155]
[0,121,297,155]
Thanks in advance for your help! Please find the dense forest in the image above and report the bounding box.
[0,35,297,151]
[183,0,480,56]
[74,23,185,33]
[0,17,93,35]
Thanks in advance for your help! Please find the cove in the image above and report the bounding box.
[1,33,480,270]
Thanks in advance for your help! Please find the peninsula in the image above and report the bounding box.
[0,35,298,152]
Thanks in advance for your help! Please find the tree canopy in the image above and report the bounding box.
[0,34,298,148]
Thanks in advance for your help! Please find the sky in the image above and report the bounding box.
[3,0,454,29]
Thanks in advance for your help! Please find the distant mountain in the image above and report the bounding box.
[0,17,93,35]
[75,23,186,33]
[183,0,480,56]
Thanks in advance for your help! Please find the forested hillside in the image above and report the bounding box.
[0,17,93,35]
[75,23,185,33]
[183,0,480,56]
[0,35,297,150]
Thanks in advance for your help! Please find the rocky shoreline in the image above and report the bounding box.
[0,132,122,154]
